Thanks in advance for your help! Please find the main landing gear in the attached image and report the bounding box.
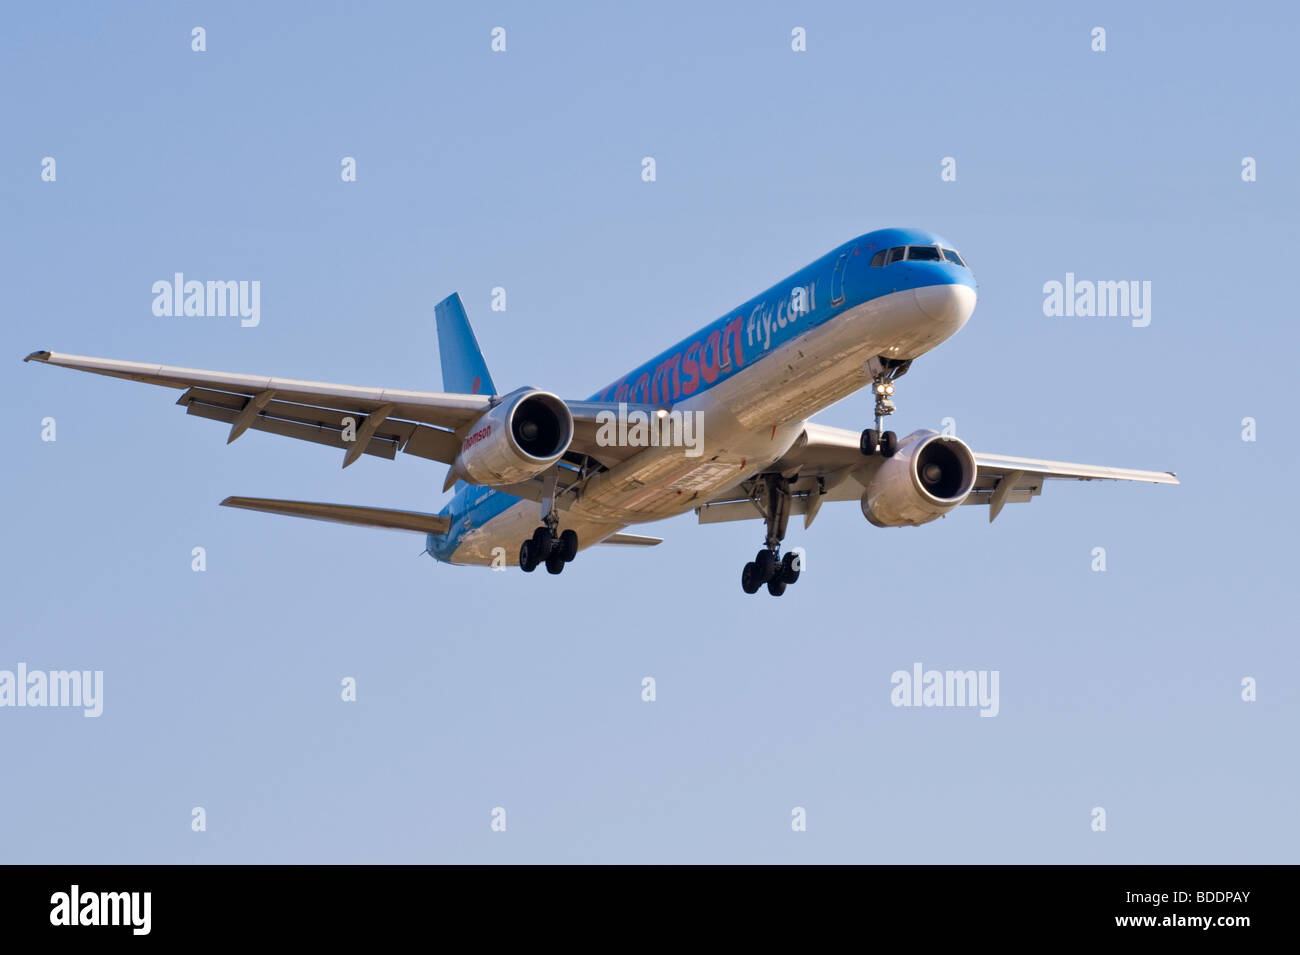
[519,467,578,574]
[519,519,578,575]
[860,357,911,458]
[740,475,803,597]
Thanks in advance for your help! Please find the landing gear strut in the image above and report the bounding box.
[519,468,578,574]
[740,475,804,597]
[860,357,910,457]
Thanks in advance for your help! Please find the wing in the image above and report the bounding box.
[695,422,1178,527]
[967,450,1178,521]
[23,351,653,478]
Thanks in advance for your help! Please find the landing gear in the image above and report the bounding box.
[738,475,804,597]
[861,427,897,456]
[519,524,579,574]
[519,514,579,575]
[860,357,910,457]
[740,547,802,597]
[518,467,581,575]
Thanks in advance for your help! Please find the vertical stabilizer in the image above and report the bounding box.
[434,293,497,396]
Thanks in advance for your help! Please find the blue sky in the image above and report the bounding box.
[2,0,1296,863]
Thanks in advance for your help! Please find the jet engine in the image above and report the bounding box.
[861,430,977,527]
[453,389,574,486]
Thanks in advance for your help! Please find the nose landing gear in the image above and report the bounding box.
[860,357,910,457]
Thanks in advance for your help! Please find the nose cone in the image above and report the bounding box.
[913,283,976,331]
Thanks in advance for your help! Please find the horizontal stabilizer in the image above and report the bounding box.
[220,496,450,535]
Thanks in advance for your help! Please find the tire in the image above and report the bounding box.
[559,529,579,562]
[780,551,801,585]
[754,549,777,582]
[881,430,898,457]
[767,577,787,597]
[860,428,879,455]
[531,526,553,558]
[545,550,566,575]
[519,540,537,572]
[741,562,761,594]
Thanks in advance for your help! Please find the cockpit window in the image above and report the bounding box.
[873,244,967,267]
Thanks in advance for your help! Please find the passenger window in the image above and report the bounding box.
[870,250,887,268]
[907,246,941,261]
[886,247,906,265]
[942,249,965,267]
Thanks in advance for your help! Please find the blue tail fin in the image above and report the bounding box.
[434,293,497,396]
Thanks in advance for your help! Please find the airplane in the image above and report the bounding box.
[24,227,1178,596]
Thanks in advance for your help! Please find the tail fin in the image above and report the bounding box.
[434,293,497,396]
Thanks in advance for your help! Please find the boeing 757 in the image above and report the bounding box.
[25,228,1178,595]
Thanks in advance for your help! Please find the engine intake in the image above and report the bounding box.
[454,389,573,487]
[861,430,977,527]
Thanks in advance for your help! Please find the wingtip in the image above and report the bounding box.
[23,350,51,363]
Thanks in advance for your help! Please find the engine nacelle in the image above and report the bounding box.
[861,430,977,527]
[454,389,573,486]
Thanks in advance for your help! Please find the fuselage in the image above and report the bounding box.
[429,228,978,565]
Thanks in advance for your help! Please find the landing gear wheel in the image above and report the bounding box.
[780,551,801,585]
[754,549,777,582]
[519,540,538,573]
[880,430,898,457]
[545,550,566,575]
[741,562,761,594]
[767,577,787,597]
[860,428,879,456]
[531,525,553,559]
[559,529,579,562]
